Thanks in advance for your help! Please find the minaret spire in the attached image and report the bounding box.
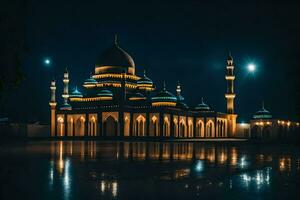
[114,34,118,46]
[262,101,265,110]
[163,81,166,91]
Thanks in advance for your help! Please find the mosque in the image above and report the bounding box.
[49,37,238,138]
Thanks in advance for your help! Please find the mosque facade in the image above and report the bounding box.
[49,38,237,138]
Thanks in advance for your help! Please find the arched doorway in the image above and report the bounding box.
[163,117,170,137]
[104,116,118,136]
[262,126,272,139]
[57,117,64,136]
[206,120,214,138]
[179,119,186,138]
[67,118,74,136]
[89,116,97,136]
[251,125,260,139]
[134,115,146,136]
[75,116,85,136]
[196,120,204,138]
[173,118,178,137]
[150,116,159,136]
[124,116,130,137]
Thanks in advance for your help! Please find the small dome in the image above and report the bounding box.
[128,92,146,100]
[61,102,72,110]
[70,87,83,97]
[151,84,177,103]
[195,97,211,111]
[253,103,272,119]
[137,71,153,85]
[84,77,97,84]
[97,89,113,97]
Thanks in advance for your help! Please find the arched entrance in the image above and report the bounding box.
[196,120,204,138]
[150,116,159,136]
[251,125,260,139]
[134,115,146,136]
[179,119,186,138]
[206,120,214,138]
[262,126,272,139]
[104,116,118,136]
[163,116,170,137]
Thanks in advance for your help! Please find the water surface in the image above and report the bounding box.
[0,141,299,199]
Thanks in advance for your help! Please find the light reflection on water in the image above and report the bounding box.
[2,141,300,200]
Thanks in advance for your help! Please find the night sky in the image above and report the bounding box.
[1,0,300,123]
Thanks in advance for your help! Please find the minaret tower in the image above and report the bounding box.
[225,53,237,137]
[49,79,57,137]
[225,53,235,114]
[61,68,71,110]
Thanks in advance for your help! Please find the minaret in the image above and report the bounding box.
[61,68,71,110]
[225,53,237,137]
[225,53,235,114]
[49,79,57,137]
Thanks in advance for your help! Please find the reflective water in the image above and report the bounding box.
[0,141,300,200]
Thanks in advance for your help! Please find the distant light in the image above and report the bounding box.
[195,160,204,172]
[44,58,51,65]
[247,63,256,72]
[241,121,247,127]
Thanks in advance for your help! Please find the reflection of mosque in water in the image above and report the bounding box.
[49,141,300,170]
[47,141,300,198]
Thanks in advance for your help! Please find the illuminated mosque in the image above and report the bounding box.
[49,37,238,138]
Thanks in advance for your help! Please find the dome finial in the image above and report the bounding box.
[228,51,233,61]
[262,101,265,110]
[114,34,118,46]
[163,81,166,91]
[143,70,146,77]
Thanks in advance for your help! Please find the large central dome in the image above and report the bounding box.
[95,39,135,75]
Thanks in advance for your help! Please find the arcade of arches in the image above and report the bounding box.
[55,112,228,138]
